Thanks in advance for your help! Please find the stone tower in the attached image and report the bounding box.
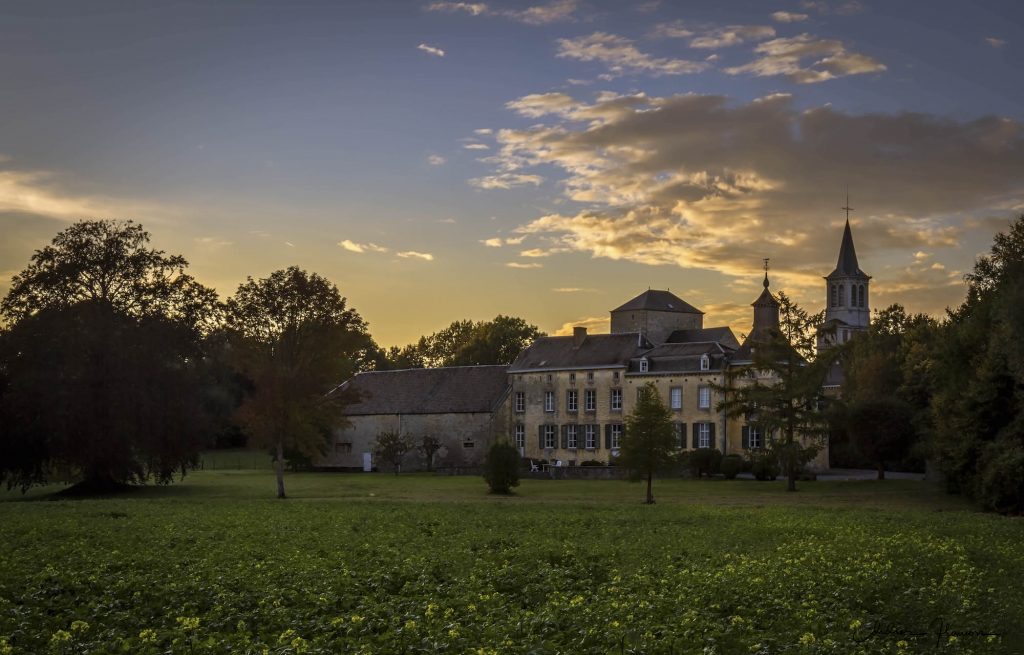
[609,289,703,346]
[819,211,870,353]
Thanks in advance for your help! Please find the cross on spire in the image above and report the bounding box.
[842,190,853,222]
[762,257,770,288]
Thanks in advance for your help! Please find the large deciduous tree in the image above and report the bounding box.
[620,383,676,504]
[0,220,218,492]
[383,315,544,368]
[718,295,831,492]
[224,267,370,498]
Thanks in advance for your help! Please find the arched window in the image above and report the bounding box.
[838,284,845,307]
[851,285,856,307]
[700,354,710,371]
[830,285,837,307]
[859,285,865,308]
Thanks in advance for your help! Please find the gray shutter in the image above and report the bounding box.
[691,423,699,449]
[560,425,568,449]
[742,425,750,450]
[538,425,544,449]
[709,423,717,451]
[605,424,612,449]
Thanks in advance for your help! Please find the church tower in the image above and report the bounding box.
[818,198,870,353]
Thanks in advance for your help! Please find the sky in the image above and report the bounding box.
[1,0,1023,347]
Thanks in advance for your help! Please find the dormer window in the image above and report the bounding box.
[639,358,649,373]
[700,354,710,371]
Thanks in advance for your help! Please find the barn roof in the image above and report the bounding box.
[341,365,509,415]
[509,333,650,372]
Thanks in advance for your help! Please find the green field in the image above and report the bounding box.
[1,471,1021,654]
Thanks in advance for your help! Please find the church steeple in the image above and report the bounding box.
[830,218,865,277]
[820,196,871,351]
[751,258,779,335]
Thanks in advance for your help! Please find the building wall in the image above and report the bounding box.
[609,309,703,345]
[322,411,502,471]
[824,276,870,330]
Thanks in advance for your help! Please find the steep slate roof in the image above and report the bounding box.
[509,333,650,372]
[665,326,740,350]
[341,365,509,415]
[828,219,867,278]
[631,342,731,373]
[611,289,703,315]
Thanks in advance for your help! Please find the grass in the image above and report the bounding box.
[1,468,1021,654]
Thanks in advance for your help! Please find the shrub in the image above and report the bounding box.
[689,448,722,478]
[750,451,780,481]
[483,441,521,494]
[579,459,605,467]
[721,454,742,480]
[977,439,1024,515]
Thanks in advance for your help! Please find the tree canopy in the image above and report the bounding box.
[224,266,371,498]
[381,315,544,369]
[620,383,676,504]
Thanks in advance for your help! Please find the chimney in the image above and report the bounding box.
[573,326,587,348]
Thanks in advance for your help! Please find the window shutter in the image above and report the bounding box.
[538,425,544,449]
[560,425,568,449]
[709,422,717,451]
[691,423,699,449]
[605,424,612,449]
[742,425,749,450]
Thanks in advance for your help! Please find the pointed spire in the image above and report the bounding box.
[829,195,865,278]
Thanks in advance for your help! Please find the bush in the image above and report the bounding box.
[483,441,521,494]
[750,451,780,481]
[977,440,1024,515]
[721,455,742,480]
[579,459,605,467]
[690,448,722,478]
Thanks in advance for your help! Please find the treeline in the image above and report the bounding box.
[0,220,540,496]
[837,215,1024,513]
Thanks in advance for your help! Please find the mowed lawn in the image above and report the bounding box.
[1,469,1021,654]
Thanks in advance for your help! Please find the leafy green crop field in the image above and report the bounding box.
[1,471,1021,654]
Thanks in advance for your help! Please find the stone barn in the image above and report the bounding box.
[320,365,511,472]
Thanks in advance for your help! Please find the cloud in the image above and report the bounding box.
[417,43,446,57]
[425,0,578,24]
[552,315,609,335]
[985,37,1007,48]
[690,25,776,49]
[801,0,864,14]
[437,217,457,223]
[506,261,543,269]
[556,32,708,77]
[193,236,233,249]
[725,33,885,83]
[552,287,596,292]
[772,11,809,22]
[338,239,390,254]
[427,154,447,165]
[478,90,1024,312]
[463,143,490,150]
[481,237,503,247]
[469,173,544,189]
[397,250,435,261]
[473,128,493,135]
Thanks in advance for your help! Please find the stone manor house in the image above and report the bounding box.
[321,220,869,472]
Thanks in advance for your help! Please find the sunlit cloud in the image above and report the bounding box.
[425,0,578,25]
[469,173,544,189]
[474,128,493,135]
[725,33,885,83]
[552,287,596,293]
[552,315,609,335]
[556,32,708,78]
[397,250,435,261]
[425,2,488,16]
[689,25,776,49]
[338,239,390,254]
[417,43,446,57]
[481,237,503,247]
[772,11,809,23]
[506,261,543,269]
[463,143,490,150]
[427,154,447,165]
[984,37,1007,49]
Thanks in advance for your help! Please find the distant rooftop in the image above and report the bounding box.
[509,332,651,372]
[611,289,703,315]
[341,365,509,415]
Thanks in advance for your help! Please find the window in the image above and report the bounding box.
[463,441,475,449]
[569,372,576,384]
[566,389,578,412]
[749,425,762,449]
[670,387,682,410]
[612,371,619,383]
[587,371,595,382]
[514,392,525,413]
[851,284,857,307]
[838,284,845,307]
[698,423,710,449]
[639,358,649,373]
[584,425,597,449]
[830,285,837,308]
[674,423,685,449]
[859,284,865,308]
[698,385,711,409]
[610,388,622,411]
[514,424,525,450]
[335,442,353,454]
[610,424,623,449]
[546,374,553,382]
[566,424,578,449]
[584,388,597,412]
[700,354,710,371]
[543,425,556,449]
[544,391,555,413]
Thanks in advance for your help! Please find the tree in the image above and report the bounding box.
[373,431,415,475]
[620,383,676,504]
[846,398,917,479]
[483,441,521,494]
[224,267,371,498]
[718,296,832,492]
[387,315,544,368]
[0,220,218,492]
[417,435,442,472]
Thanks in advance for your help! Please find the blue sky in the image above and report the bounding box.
[2,0,1023,346]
